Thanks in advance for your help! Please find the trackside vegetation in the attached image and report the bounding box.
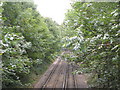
[62,2,120,88]
[0,1,120,89]
[1,1,61,87]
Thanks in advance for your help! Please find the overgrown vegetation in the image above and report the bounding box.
[0,1,61,87]
[62,2,120,88]
[0,1,120,89]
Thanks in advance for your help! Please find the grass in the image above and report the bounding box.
[21,59,53,88]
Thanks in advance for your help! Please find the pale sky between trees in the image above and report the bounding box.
[33,0,72,25]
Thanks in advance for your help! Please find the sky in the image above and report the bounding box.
[33,0,72,25]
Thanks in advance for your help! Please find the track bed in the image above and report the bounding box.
[34,57,88,88]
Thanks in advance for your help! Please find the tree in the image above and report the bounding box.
[63,2,120,88]
[1,1,61,87]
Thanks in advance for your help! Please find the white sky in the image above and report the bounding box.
[33,0,72,25]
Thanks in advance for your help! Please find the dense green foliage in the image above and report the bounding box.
[1,1,120,88]
[1,1,61,87]
[63,2,120,88]
[0,2,3,89]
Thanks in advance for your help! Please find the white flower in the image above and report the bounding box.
[10,37,14,40]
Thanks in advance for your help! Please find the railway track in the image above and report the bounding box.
[34,56,88,88]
